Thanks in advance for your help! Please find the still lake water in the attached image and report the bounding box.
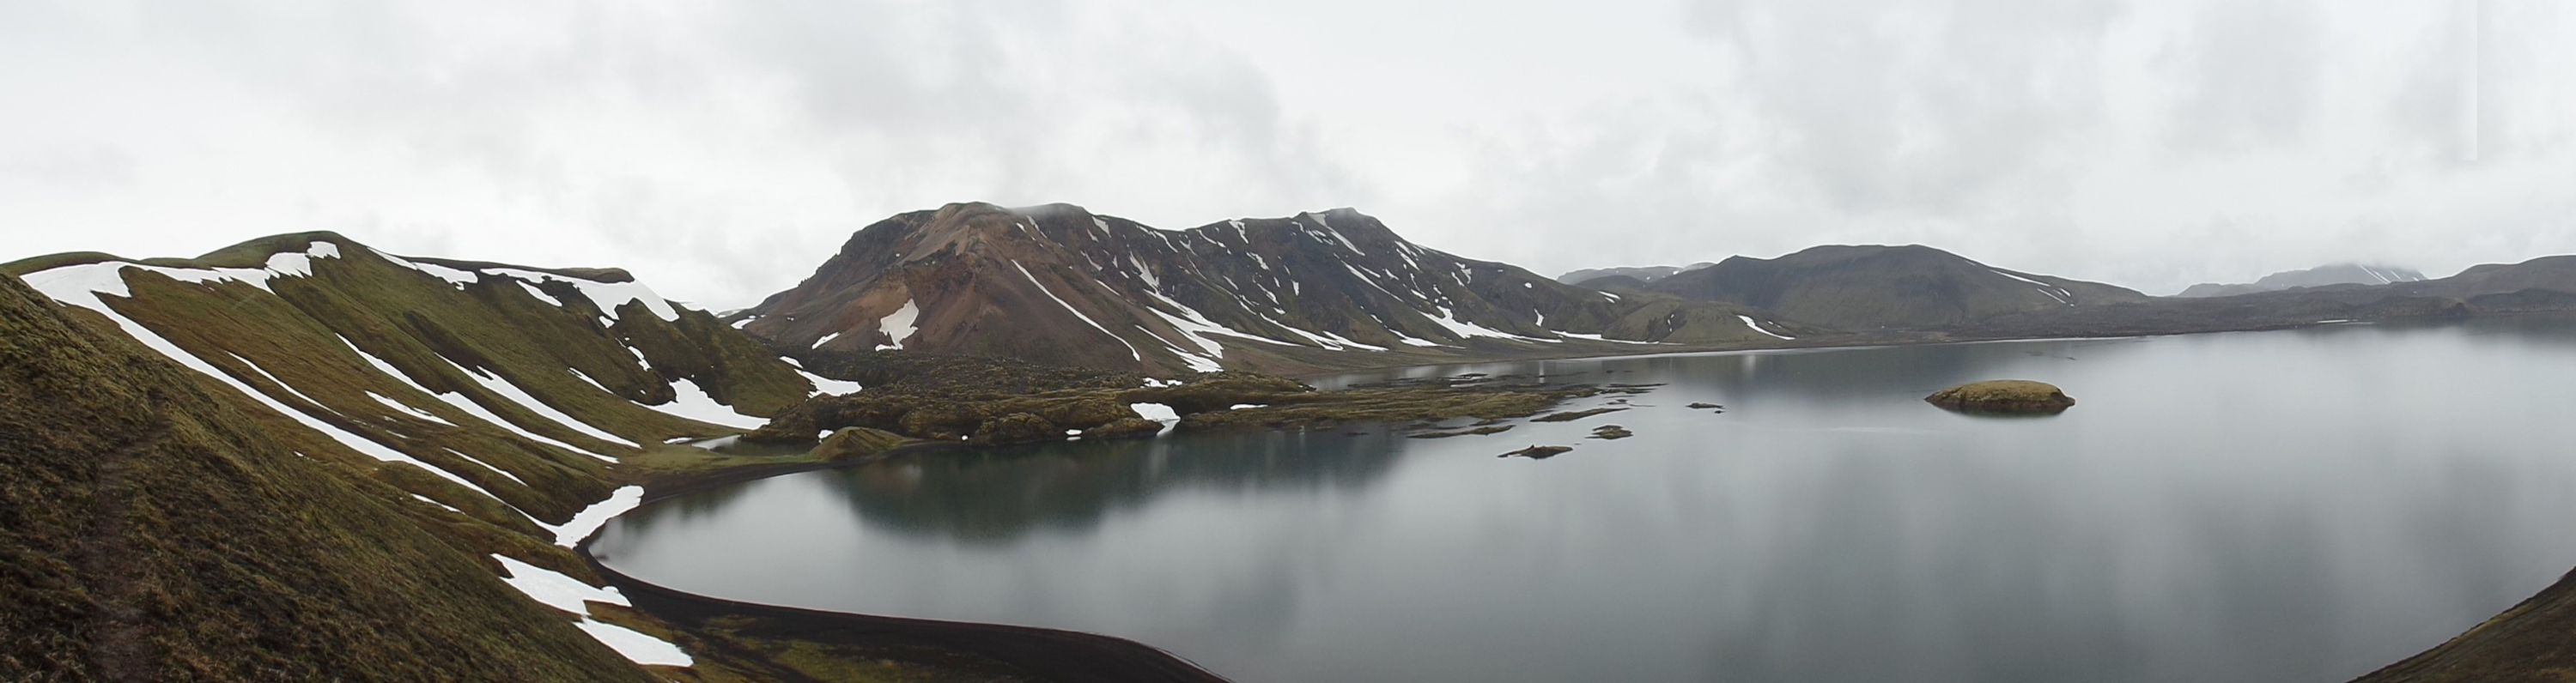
[593,319,2576,682]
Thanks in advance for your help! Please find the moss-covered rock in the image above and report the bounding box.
[899,402,985,440]
[972,413,1060,444]
[1123,372,1313,414]
[1040,397,1138,428]
[1084,418,1166,440]
[813,427,913,462]
[1924,380,2076,414]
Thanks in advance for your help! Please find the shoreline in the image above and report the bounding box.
[1273,315,2411,380]
[580,545,1230,683]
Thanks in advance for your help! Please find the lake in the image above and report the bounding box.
[591,318,2576,682]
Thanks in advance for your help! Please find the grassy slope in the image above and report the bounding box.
[2352,567,2576,682]
[0,273,653,682]
[5,239,1059,681]
[47,235,811,522]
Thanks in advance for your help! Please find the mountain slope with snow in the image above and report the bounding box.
[0,233,890,677]
[739,202,1812,374]
[0,270,667,682]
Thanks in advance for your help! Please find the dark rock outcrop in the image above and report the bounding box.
[1084,418,1167,440]
[1500,445,1574,459]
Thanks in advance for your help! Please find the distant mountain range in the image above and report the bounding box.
[2176,263,2428,298]
[1634,245,2151,330]
[736,202,1811,375]
[1557,263,1712,287]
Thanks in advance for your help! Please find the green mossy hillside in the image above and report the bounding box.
[17,235,817,523]
[1,273,653,682]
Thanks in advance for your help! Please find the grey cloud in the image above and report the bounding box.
[1679,0,2126,215]
[2161,0,2324,152]
[1,0,2572,305]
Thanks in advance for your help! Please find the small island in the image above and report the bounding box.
[1924,380,2076,415]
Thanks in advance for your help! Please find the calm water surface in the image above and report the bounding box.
[593,319,2576,682]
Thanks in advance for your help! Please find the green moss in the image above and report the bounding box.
[1923,379,2076,414]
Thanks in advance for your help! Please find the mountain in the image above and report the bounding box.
[2176,263,2428,298]
[0,233,870,679]
[1959,255,2576,340]
[1557,263,1713,287]
[1641,245,2150,330]
[738,202,1815,375]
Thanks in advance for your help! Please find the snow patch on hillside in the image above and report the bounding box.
[330,338,621,465]
[20,273,506,503]
[1015,261,1140,361]
[577,621,694,668]
[1139,290,1258,372]
[877,299,920,350]
[368,391,453,426]
[547,485,642,547]
[370,249,478,287]
[1990,269,2075,305]
[516,281,564,306]
[782,357,866,396]
[491,550,693,667]
[1738,315,1796,341]
[1422,306,1546,342]
[447,360,642,450]
[1129,402,1179,434]
[22,242,344,298]
[368,249,686,323]
[410,357,623,462]
[484,267,681,323]
[638,378,769,430]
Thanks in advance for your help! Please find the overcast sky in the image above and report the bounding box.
[3,0,2572,304]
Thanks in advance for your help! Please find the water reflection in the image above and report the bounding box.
[817,431,1409,543]
[595,318,2576,682]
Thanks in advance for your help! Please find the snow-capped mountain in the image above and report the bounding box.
[739,202,1811,374]
[2176,263,2429,298]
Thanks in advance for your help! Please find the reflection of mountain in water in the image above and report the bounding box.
[811,336,2101,545]
[824,429,1412,543]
